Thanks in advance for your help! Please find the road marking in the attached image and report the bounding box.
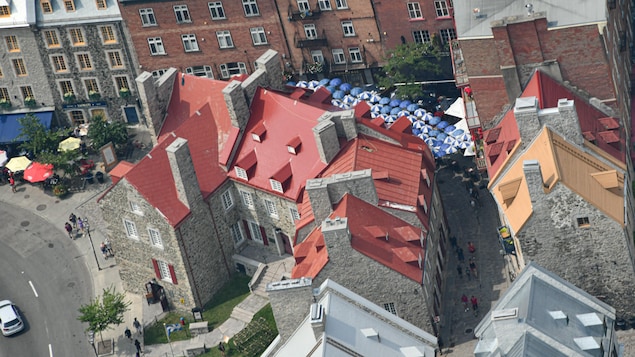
[28,280,38,297]
[49,343,53,357]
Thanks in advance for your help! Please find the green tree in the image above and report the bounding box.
[87,117,129,152]
[16,114,64,157]
[77,286,131,345]
[38,149,81,178]
[375,42,444,100]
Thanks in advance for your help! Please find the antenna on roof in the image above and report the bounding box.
[385,232,389,241]
[181,72,185,86]
[525,3,534,16]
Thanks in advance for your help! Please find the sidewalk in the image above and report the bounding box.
[0,170,252,356]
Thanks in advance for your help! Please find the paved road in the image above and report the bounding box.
[0,199,93,356]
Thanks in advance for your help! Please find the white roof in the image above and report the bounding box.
[0,0,36,28]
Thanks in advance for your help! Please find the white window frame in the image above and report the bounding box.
[220,62,247,78]
[76,52,93,71]
[332,49,346,64]
[186,65,213,78]
[434,0,450,17]
[297,0,310,11]
[221,189,234,210]
[152,69,168,80]
[341,21,355,37]
[335,0,348,9]
[181,34,199,52]
[99,25,117,44]
[106,50,125,69]
[439,28,456,44]
[407,2,423,19]
[148,228,164,249]
[208,2,226,20]
[413,30,430,44]
[311,50,324,64]
[148,37,166,55]
[349,47,362,63]
[216,30,234,49]
[130,201,143,215]
[173,4,191,23]
[270,179,283,193]
[139,8,157,26]
[235,166,248,180]
[50,54,68,73]
[242,0,260,17]
[304,24,317,39]
[318,0,332,10]
[230,222,245,245]
[289,207,300,221]
[240,190,254,209]
[250,27,268,45]
[124,219,139,239]
[264,199,279,218]
[156,260,173,283]
[248,221,264,243]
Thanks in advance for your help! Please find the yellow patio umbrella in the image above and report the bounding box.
[5,156,32,172]
[58,137,82,152]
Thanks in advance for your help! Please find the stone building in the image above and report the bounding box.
[116,0,288,81]
[483,71,635,318]
[0,0,140,125]
[474,262,620,356]
[450,0,632,159]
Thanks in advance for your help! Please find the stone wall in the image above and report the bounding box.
[266,278,314,342]
[518,161,635,318]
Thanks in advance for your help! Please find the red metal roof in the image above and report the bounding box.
[292,194,425,283]
[483,110,521,179]
[227,88,333,201]
[113,74,236,227]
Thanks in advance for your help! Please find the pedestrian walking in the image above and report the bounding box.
[457,265,463,278]
[100,242,108,259]
[449,236,457,250]
[134,339,142,354]
[133,317,142,335]
[457,247,465,262]
[465,266,471,280]
[471,296,479,311]
[461,294,469,311]
[69,213,77,229]
[218,342,226,356]
[124,327,132,340]
[77,217,85,234]
[8,174,15,193]
[467,241,476,254]
[105,238,114,257]
[438,336,444,355]
[469,259,478,278]
[64,222,73,239]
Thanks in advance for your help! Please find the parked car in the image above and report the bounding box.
[0,300,24,336]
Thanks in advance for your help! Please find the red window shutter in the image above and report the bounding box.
[242,220,252,240]
[260,226,269,246]
[168,264,178,285]
[152,259,161,279]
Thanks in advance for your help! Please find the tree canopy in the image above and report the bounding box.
[16,114,64,157]
[87,117,129,151]
[77,286,131,344]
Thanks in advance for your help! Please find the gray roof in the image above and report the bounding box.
[272,279,437,357]
[35,0,121,26]
[474,262,616,357]
[454,0,607,38]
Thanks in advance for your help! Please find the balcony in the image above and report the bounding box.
[288,5,322,21]
[295,32,328,48]
[450,40,468,86]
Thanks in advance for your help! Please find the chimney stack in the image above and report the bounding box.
[166,138,202,208]
[514,96,541,147]
[313,119,340,163]
[223,80,250,130]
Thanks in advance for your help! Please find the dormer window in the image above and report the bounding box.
[420,169,430,187]
[287,136,301,155]
[418,194,428,213]
[235,167,248,180]
[270,179,283,193]
[251,122,266,142]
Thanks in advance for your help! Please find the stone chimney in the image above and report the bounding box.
[166,137,202,208]
[135,68,177,145]
[266,277,314,342]
[325,110,358,141]
[309,303,325,340]
[522,160,545,203]
[321,217,352,265]
[306,178,333,225]
[222,80,250,130]
[514,96,541,147]
[555,98,583,145]
[255,49,284,91]
[313,119,340,163]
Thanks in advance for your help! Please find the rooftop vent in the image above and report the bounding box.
[360,328,380,342]
[577,313,603,327]
[491,308,518,321]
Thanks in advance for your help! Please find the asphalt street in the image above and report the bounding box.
[0,194,93,356]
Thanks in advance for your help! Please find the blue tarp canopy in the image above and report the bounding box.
[0,111,53,144]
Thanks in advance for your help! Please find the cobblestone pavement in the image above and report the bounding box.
[435,154,513,355]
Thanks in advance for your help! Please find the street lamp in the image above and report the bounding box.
[84,218,102,271]
[87,330,97,356]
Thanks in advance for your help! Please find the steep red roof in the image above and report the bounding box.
[522,71,625,163]
[292,194,425,283]
[227,88,334,201]
[483,111,520,179]
[112,74,236,227]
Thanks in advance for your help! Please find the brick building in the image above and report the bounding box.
[0,0,140,126]
[117,0,289,81]
[373,0,455,51]
[451,0,632,152]
[483,71,635,318]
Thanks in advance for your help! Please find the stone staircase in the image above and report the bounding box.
[250,258,294,297]
[229,294,270,324]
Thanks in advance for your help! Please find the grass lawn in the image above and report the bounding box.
[199,304,278,357]
[145,274,251,345]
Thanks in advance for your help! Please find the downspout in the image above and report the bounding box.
[176,227,203,307]
[206,198,232,275]
[272,0,295,70]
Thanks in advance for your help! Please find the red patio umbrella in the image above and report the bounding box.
[24,162,54,183]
